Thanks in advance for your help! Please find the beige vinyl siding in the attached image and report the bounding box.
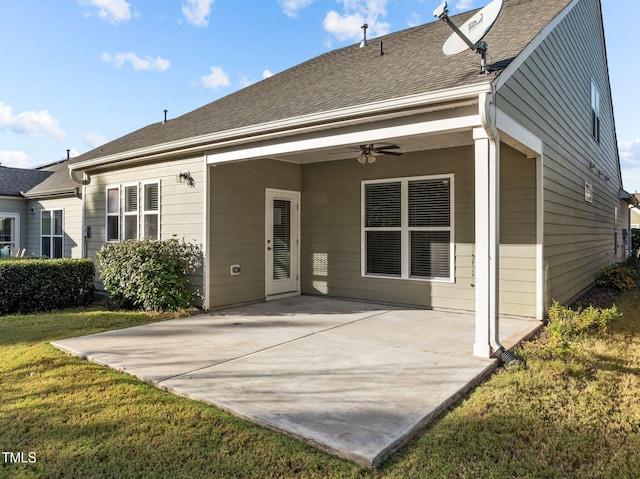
[300,146,537,316]
[499,145,537,316]
[25,196,83,258]
[496,0,620,306]
[301,148,478,312]
[83,156,205,295]
[209,159,301,308]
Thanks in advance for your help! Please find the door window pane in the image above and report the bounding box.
[273,199,291,280]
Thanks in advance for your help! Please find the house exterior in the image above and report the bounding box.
[4,0,633,357]
[631,194,640,229]
[0,166,52,257]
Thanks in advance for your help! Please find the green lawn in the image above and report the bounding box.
[2,294,640,479]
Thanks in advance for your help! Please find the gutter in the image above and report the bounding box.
[479,89,519,366]
[68,83,490,177]
[21,188,78,199]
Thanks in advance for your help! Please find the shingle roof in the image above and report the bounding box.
[23,160,81,197]
[0,166,52,197]
[28,0,573,195]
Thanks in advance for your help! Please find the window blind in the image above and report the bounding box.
[362,175,453,281]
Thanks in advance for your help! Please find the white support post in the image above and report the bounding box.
[473,127,500,358]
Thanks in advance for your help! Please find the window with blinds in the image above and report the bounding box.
[123,185,139,241]
[362,175,453,281]
[272,199,291,280]
[106,186,120,242]
[143,182,160,240]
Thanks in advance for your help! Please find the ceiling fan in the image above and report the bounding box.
[356,144,403,164]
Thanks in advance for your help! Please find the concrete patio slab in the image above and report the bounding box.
[52,296,542,466]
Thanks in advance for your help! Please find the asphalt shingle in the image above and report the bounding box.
[0,166,52,197]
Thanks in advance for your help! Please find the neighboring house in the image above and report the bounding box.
[3,0,634,357]
[0,166,52,257]
[631,194,640,229]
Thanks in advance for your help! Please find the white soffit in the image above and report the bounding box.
[206,113,481,165]
[495,108,543,158]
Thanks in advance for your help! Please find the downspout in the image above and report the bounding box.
[479,90,519,366]
[69,166,90,258]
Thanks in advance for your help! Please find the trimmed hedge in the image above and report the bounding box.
[0,258,95,314]
[96,239,203,312]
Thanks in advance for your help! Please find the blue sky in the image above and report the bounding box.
[1,0,638,192]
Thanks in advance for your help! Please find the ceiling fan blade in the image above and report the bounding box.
[375,145,400,150]
[379,150,403,156]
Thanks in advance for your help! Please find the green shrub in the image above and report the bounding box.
[0,259,95,314]
[632,228,640,255]
[525,300,621,359]
[96,239,203,312]
[596,262,637,290]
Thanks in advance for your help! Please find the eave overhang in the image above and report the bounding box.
[69,82,491,176]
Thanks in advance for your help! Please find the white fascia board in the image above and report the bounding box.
[69,83,491,173]
[207,114,482,164]
[495,108,543,157]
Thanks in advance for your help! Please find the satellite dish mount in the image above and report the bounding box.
[434,0,504,75]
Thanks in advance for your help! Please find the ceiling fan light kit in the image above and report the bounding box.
[356,144,402,164]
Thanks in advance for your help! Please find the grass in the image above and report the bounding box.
[2,293,640,478]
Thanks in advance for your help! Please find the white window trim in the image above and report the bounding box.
[122,183,140,241]
[361,174,455,283]
[106,185,120,243]
[41,209,64,258]
[142,180,161,240]
[0,213,20,257]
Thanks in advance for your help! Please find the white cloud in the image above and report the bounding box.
[454,0,474,11]
[279,0,315,18]
[0,101,66,140]
[200,66,231,90]
[0,151,31,169]
[620,138,640,166]
[619,138,640,193]
[102,52,170,71]
[85,131,108,148]
[80,0,132,24]
[238,75,253,89]
[262,70,274,79]
[322,0,391,43]
[323,11,365,41]
[407,12,422,28]
[182,0,214,27]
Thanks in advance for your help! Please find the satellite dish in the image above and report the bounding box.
[442,0,504,56]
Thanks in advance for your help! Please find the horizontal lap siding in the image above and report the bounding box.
[496,0,621,306]
[84,156,205,293]
[26,196,83,258]
[301,149,479,312]
[209,160,301,308]
[500,145,537,316]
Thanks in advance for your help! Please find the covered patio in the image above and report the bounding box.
[52,296,542,466]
